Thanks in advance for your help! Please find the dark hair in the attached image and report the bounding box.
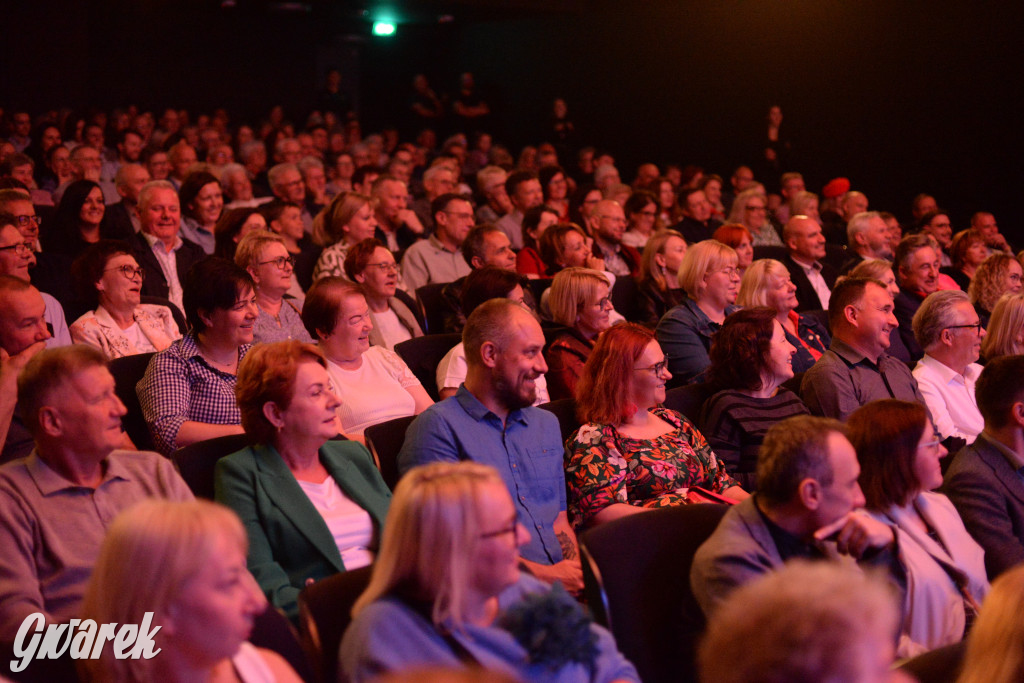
[708,307,778,391]
[521,204,559,250]
[430,192,469,220]
[182,257,254,334]
[460,267,522,317]
[301,277,364,340]
[461,223,503,267]
[757,416,846,508]
[623,190,657,218]
[847,400,929,509]
[344,238,387,281]
[70,240,135,310]
[975,355,1024,428]
[569,183,599,229]
[178,171,221,223]
[916,209,950,233]
[260,199,301,226]
[504,170,537,198]
[538,165,566,201]
[827,276,885,329]
[213,207,263,260]
[49,179,102,248]
[949,228,986,270]
[352,165,384,187]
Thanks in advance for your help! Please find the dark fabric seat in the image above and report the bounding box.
[394,333,462,402]
[298,565,374,683]
[141,294,187,334]
[580,503,729,683]
[109,351,156,452]
[897,641,965,683]
[415,282,450,335]
[611,275,642,323]
[663,382,715,421]
[250,603,315,682]
[538,397,580,443]
[362,414,416,491]
[171,433,252,499]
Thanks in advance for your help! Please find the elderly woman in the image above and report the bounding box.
[699,307,810,490]
[713,223,754,278]
[312,191,378,280]
[344,238,423,350]
[302,278,432,439]
[636,229,687,327]
[516,205,561,279]
[980,292,1024,362]
[727,187,782,247]
[43,179,107,257]
[942,228,988,291]
[82,500,303,682]
[178,171,225,254]
[216,341,391,619]
[846,258,914,364]
[214,207,268,260]
[737,259,830,373]
[235,230,312,344]
[138,257,255,455]
[969,253,1024,328]
[340,461,640,683]
[656,239,742,383]
[621,190,659,249]
[566,324,747,531]
[69,240,181,357]
[546,267,614,401]
[848,400,989,658]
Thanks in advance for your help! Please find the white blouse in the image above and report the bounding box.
[326,346,422,435]
[297,476,374,570]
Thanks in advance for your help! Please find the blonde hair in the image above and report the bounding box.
[848,258,896,282]
[351,462,505,628]
[81,500,251,683]
[726,187,767,224]
[737,258,789,308]
[312,191,373,247]
[677,239,737,300]
[981,293,1024,361]
[233,228,285,272]
[638,229,685,293]
[957,565,1024,683]
[970,253,1019,312]
[547,267,609,327]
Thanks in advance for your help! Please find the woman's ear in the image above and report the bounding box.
[196,307,215,330]
[262,401,286,429]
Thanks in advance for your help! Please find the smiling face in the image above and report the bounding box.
[559,230,589,268]
[743,196,767,230]
[251,242,293,296]
[734,235,754,268]
[97,253,143,311]
[849,283,898,359]
[191,181,224,226]
[900,246,940,294]
[139,187,182,244]
[787,217,826,262]
[491,309,548,410]
[659,236,687,276]
[630,339,672,410]
[323,292,373,361]
[47,364,127,462]
[765,272,799,313]
[576,281,612,339]
[765,319,797,385]
[355,247,399,300]
[78,187,106,228]
[912,420,946,493]
[701,258,741,310]
[629,198,658,234]
[1002,259,1024,295]
[202,286,257,347]
[0,224,31,280]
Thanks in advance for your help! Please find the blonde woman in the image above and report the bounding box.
[235,230,312,344]
[957,565,1024,683]
[81,499,302,683]
[655,240,741,383]
[636,229,687,327]
[981,293,1024,362]
[339,462,640,683]
[312,191,379,280]
[727,188,782,247]
[545,267,613,400]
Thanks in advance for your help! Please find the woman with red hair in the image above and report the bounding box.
[713,223,754,278]
[565,323,747,531]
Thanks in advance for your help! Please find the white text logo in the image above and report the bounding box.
[10,612,162,673]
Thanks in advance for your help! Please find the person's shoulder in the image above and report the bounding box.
[322,439,375,465]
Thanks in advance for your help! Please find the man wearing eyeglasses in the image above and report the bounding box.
[911,290,984,443]
[400,193,473,292]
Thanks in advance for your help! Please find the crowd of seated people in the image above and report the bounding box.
[2,99,1024,682]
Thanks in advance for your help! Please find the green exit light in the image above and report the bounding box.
[372,21,396,36]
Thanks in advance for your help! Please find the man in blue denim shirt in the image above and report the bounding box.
[398,299,583,593]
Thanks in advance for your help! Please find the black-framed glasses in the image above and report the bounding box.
[258,255,296,270]
[104,264,145,280]
[636,359,669,375]
[0,242,31,256]
[364,261,399,273]
[480,516,520,541]
[13,215,42,228]
[945,322,983,334]
[593,296,613,309]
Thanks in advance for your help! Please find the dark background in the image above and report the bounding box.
[5,0,1022,236]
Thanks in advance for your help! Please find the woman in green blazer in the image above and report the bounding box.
[215,341,391,619]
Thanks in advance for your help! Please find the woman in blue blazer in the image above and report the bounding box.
[216,340,391,619]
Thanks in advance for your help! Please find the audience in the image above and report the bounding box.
[514,204,560,278]
[943,228,988,291]
[345,238,423,350]
[216,341,392,619]
[538,222,602,276]
[545,267,613,400]
[847,257,914,363]
[178,171,225,254]
[590,199,640,278]
[620,190,658,249]
[340,461,639,682]
[839,211,894,275]
[848,399,988,657]
[727,187,781,247]
[213,206,268,261]
[401,192,473,291]
[495,170,542,250]
[781,214,836,312]
[712,223,753,278]
[234,230,311,343]
[673,186,722,245]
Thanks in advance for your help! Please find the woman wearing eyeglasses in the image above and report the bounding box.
[69,240,181,358]
[344,238,423,351]
[566,323,747,531]
[847,400,989,658]
[727,187,782,247]
[234,231,313,344]
[545,267,615,401]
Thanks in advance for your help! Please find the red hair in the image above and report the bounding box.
[713,223,752,250]
[576,323,654,424]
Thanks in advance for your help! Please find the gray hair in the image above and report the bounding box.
[913,289,971,350]
[238,141,265,165]
[137,180,177,210]
[846,211,882,246]
[267,163,299,190]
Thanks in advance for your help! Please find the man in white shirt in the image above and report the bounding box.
[401,193,473,292]
[912,290,984,441]
[782,215,837,312]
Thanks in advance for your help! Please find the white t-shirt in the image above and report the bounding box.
[326,346,421,435]
[372,307,412,351]
[296,477,374,570]
[120,320,158,353]
[436,342,551,405]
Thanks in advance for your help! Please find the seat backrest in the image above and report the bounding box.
[415,282,451,335]
[580,504,729,683]
[394,333,462,401]
[538,397,580,444]
[172,433,252,499]
[109,352,157,452]
[897,641,965,683]
[610,275,641,323]
[140,294,188,334]
[250,603,315,682]
[298,565,374,683]
[663,382,714,421]
[362,414,416,491]
[780,371,804,397]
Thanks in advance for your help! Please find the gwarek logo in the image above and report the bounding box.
[9,612,162,673]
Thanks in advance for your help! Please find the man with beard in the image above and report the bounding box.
[398,299,582,593]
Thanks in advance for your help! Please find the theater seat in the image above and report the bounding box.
[538,397,580,444]
[172,433,252,499]
[109,352,156,452]
[663,382,715,421]
[580,503,729,683]
[362,414,416,491]
[250,603,315,682]
[394,333,461,402]
[298,565,374,683]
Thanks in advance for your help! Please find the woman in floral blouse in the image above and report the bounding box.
[565,323,748,531]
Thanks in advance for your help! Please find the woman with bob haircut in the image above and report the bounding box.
[737,258,830,373]
[566,323,747,531]
[545,267,614,401]
[234,230,312,344]
[312,191,379,281]
[69,239,181,358]
[137,257,257,456]
[847,399,989,658]
[969,253,1024,329]
[699,307,809,490]
[655,239,741,383]
[620,190,658,250]
[516,204,561,279]
[302,278,432,438]
[957,564,1024,683]
[81,499,303,682]
[44,179,109,257]
[537,222,604,276]
[727,187,781,247]
[340,461,640,683]
[538,164,570,222]
[344,238,423,350]
[178,171,225,254]
[636,229,687,327]
[943,228,988,292]
[712,223,754,278]
[216,341,391,619]
[213,207,268,261]
[980,292,1024,362]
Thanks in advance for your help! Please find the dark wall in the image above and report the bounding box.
[4,0,1022,237]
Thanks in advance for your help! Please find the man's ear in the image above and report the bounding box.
[38,406,62,439]
[797,478,822,511]
[1010,402,1024,429]
[471,256,485,270]
[479,340,500,368]
[844,304,859,327]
